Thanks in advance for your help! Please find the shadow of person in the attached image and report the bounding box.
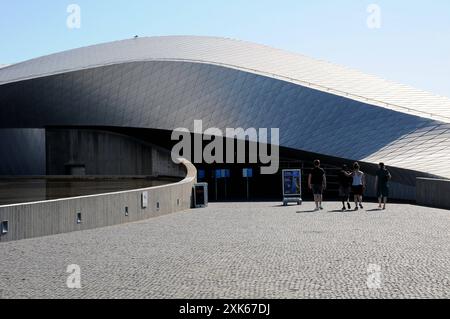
[296,210,318,214]
[328,209,346,213]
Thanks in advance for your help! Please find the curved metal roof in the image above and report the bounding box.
[1,36,449,123]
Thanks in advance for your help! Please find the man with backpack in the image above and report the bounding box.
[338,164,352,211]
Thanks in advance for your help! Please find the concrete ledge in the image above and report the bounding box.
[416,177,450,210]
[0,158,196,242]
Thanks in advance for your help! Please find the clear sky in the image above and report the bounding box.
[1,0,449,97]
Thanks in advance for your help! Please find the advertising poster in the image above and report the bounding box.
[283,170,301,196]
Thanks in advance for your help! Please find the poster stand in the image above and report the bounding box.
[193,183,208,208]
[282,169,302,206]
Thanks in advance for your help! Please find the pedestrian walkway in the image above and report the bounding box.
[0,202,449,299]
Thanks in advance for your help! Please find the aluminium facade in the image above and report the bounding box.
[0,36,449,197]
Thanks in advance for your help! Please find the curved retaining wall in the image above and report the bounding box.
[0,158,196,242]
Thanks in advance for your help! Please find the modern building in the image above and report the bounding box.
[1,36,450,201]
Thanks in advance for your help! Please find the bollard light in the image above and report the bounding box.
[1,221,8,235]
[141,191,148,209]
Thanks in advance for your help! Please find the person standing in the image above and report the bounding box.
[375,162,392,210]
[351,162,365,210]
[338,164,352,211]
[308,160,327,211]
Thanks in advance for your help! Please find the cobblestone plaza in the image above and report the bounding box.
[1,202,449,299]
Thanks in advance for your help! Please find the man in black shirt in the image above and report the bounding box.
[375,162,392,210]
[308,160,327,211]
[338,164,352,211]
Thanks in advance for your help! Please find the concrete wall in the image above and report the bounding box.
[46,128,184,177]
[150,147,186,178]
[0,159,196,243]
[416,178,450,210]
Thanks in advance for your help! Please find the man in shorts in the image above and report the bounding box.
[308,160,327,211]
[375,162,392,210]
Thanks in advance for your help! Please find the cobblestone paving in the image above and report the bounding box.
[1,202,449,299]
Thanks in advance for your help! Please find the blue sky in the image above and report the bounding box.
[1,0,449,97]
